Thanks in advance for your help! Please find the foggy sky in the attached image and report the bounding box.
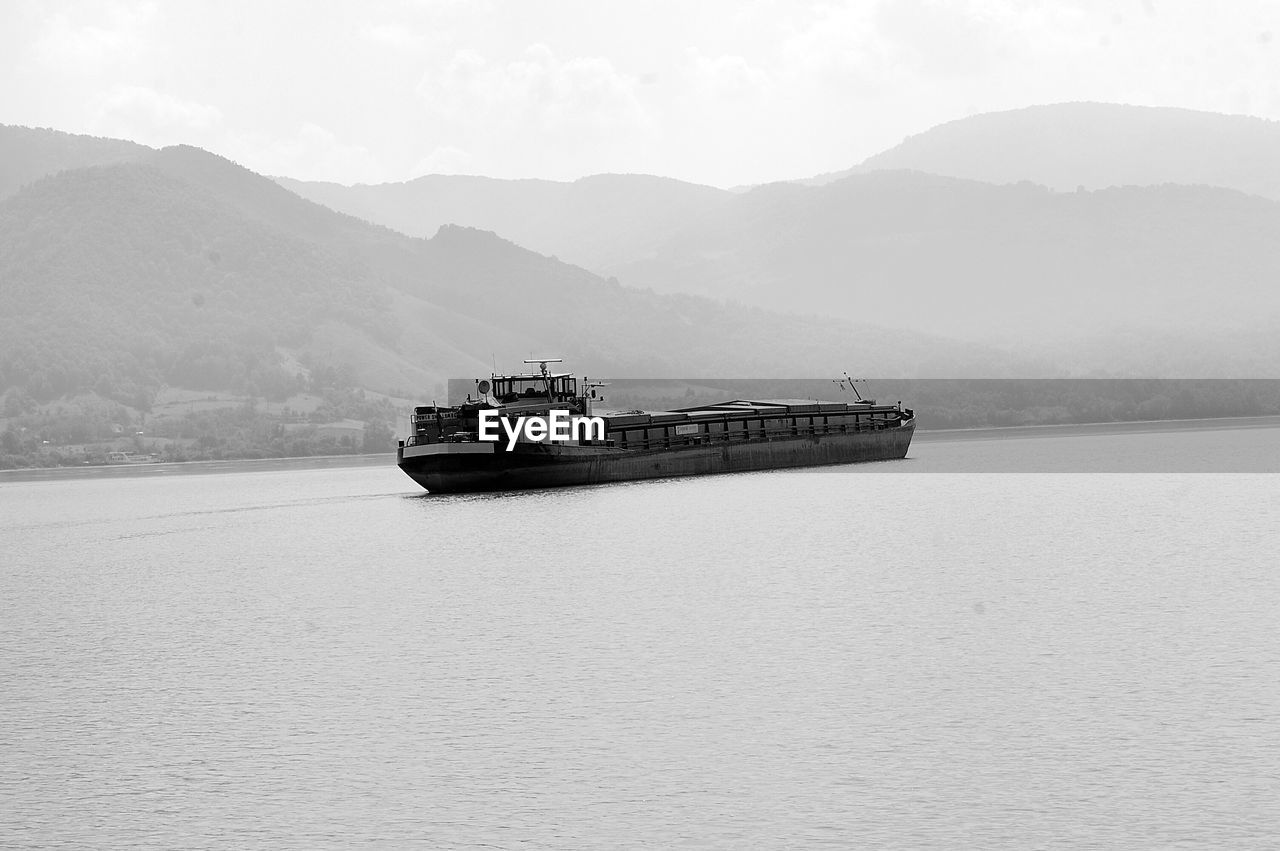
[3,0,1279,187]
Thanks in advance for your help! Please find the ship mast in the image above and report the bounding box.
[524,358,562,403]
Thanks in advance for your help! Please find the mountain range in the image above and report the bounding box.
[806,102,1280,199]
[273,173,734,274]
[598,171,1280,344]
[273,104,1280,374]
[3,99,1279,426]
[0,132,1025,417]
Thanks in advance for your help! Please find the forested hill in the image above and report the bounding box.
[0,145,1025,414]
[0,124,150,200]
[0,161,402,405]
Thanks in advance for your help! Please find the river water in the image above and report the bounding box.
[3,423,1279,848]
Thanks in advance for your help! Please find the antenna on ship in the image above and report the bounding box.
[843,371,864,402]
[524,358,563,403]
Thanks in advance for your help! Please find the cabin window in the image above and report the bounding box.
[491,375,578,401]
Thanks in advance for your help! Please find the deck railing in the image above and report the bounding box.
[610,416,903,451]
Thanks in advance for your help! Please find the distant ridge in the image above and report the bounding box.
[7,113,1280,382]
[602,169,1280,344]
[259,108,1280,374]
[0,124,151,200]
[275,172,733,270]
[802,102,1280,200]
[1,141,1023,413]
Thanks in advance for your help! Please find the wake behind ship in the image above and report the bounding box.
[397,361,915,493]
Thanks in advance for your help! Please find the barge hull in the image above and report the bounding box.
[399,423,914,493]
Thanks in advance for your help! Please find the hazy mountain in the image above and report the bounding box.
[0,124,151,201]
[275,172,734,270]
[805,103,1280,200]
[599,170,1280,369]
[260,104,1280,375]
[278,161,1278,375]
[9,118,1277,390]
[1,145,1030,413]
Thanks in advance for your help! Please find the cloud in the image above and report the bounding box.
[228,123,388,184]
[773,4,895,91]
[358,22,425,50]
[688,52,773,101]
[94,85,224,145]
[89,85,386,184]
[11,0,1280,188]
[31,2,157,73]
[411,145,474,176]
[414,44,659,179]
[874,0,1012,76]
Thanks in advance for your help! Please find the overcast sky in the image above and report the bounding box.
[3,0,1279,187]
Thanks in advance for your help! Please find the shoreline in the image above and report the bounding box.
[0,452,398,483]
[4,413,1280,481]
[914,413,1280,443]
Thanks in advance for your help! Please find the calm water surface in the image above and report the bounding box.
[3,425,1280,848]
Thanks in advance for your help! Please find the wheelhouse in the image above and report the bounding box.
[492,372,578,403]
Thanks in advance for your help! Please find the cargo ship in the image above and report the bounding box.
[397,360,915,493]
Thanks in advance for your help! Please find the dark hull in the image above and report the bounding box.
[398,422,914,493]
